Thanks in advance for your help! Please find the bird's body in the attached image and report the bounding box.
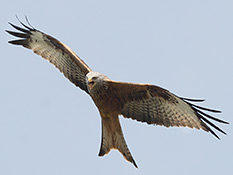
[6,18,229,168]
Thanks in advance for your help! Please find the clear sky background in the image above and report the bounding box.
[1,0,232,174]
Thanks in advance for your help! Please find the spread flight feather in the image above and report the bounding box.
[6,18,229,168]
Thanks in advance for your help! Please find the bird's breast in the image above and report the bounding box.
[90,89,122,117]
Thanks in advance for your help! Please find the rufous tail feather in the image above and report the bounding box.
[98,116,138,168]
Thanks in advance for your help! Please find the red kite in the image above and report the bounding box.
[6,18,228,168]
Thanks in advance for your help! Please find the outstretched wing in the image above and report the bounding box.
[107,81,229,139]
[6,19,92,93]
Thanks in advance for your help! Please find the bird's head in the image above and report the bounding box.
[86,72,109,93]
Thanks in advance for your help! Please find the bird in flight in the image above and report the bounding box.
[6,18,229,168]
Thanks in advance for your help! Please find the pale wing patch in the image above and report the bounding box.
[122,94,203,130]
[7,23,90,93]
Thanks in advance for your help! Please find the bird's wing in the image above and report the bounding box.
[107,80,229,139]
[6,19,92,93]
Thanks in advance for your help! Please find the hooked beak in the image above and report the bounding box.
[88,78,95,89]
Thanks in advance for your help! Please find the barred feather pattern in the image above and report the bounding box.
[6,22,91,93]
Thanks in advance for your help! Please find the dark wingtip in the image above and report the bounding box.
[8,40,18,45]
[195,108,229,124]
[198,113,228,138]
[25,15,35,30]
[211,131,221,140]
[132,159,138,168]
[194,105,222,113]
[185,101,222,113]
[7,22,31,34]
[5,30,29,38]
[182,96,229,139]
[181,97,205,102]
[8,39,28,47]
[15,15,33,30]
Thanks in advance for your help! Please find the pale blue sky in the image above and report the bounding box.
[1,0,232,174]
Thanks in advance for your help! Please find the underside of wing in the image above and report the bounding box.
[107,81,229,139]
[6,18,92,93]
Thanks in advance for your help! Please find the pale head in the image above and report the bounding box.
[86,72,109,93]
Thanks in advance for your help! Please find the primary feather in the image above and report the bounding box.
[6,20,91,93]
[6,18,229,168]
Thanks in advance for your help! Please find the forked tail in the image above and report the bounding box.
[98,115,138,168]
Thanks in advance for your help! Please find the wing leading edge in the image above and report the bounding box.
[6,18,92,93]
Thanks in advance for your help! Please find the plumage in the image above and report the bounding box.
[6,18,229,168]
[6,21,91,93]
